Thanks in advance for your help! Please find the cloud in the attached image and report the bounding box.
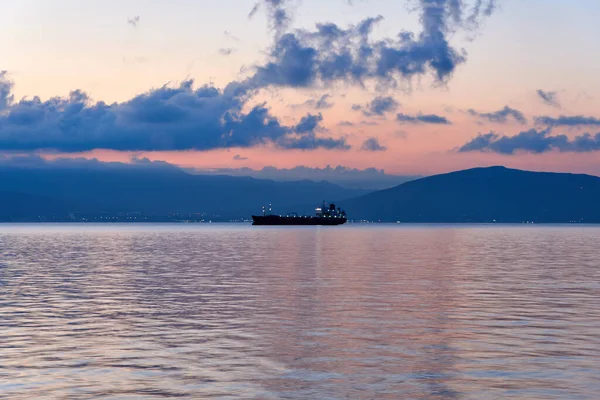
[534,115,600,127]
[0,74,348,152]
[293,94,334,110]
[249,0,292,37]
[459,128,600,154]
[465,0,497,28]
[536,89,560,108]
[250,0,496,89]
[314,94,334,109]
[360,120,378,126]
[467,105,527,124]
[354,96,399,116]
[233,154,248,161]
[0,71,14,110]
[224,30,241,42]
[396,112,451,124]
[127,15,140,28]
[219,48,236,56]
[193,164,419,190]
[361,137,387,151]
[277,113,350,150]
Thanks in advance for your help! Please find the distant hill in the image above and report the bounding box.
[0,191,75,221]
[341,166,600,223]
[0,165,367,221]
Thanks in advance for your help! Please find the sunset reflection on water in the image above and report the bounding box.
[1,224,599,399]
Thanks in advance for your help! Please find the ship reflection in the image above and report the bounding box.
[250,228,464,398]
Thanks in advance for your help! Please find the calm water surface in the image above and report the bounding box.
[0,224,599,399]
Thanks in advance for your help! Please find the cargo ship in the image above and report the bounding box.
[252,202,347,226]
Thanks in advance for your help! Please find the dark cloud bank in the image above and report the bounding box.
[0,76,348,152]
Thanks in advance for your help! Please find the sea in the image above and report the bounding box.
[1,223,599,399]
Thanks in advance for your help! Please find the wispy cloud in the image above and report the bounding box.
[536,89,560,108]
[292,94,334,110]
[219,48,236,56]
[127,15,140,28]
[396,112,451,124]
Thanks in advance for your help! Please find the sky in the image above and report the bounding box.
[1,0,600,177]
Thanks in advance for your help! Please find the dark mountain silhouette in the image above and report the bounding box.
[341,166,600,223]
[2,165,599,223]
[0,165,367,220]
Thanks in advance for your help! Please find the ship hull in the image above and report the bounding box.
[252,215,347,226]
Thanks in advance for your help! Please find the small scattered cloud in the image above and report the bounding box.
[396,112,451,125]
[224,30,241,42]
[127,15,140,28]
[467,106,527,124]
[395,130,408,139]
[219,48,236,56]
[233,154,248,161]
[459,128,600,154]
[536,89,560,108]
[361,137,387,152]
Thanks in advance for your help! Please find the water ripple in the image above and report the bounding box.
[1,224,599,399]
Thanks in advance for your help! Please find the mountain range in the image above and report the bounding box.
[1,164,599,223]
